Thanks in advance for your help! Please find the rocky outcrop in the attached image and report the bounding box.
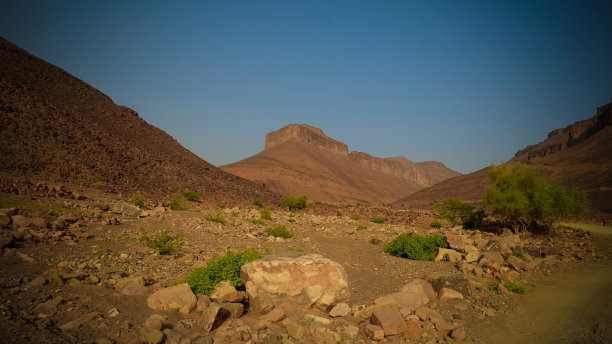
[265,124,349,156]
[513,102,612,162]
[240,252,350,310]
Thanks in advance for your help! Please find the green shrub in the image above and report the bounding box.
[182,190,201,202]
[231,211,239,217]
[463,209,487,230]
[370,237,381,244]
[131,193,148,210]
[179,249,263,295]
[371,217,387,224]
[265,225,293,239]
[356,225,368,231]
[280,195,308,211]
[253,199,263,207]
[512,249,525,259]
[205,211,226,224]
[352,216,361,221]
[169,193,188,211]
[250,219,265,225]
[287,219,296,223]
[383,234,447,261]
[336,211,342,216]
[503,281,526,294]
[436,199,475,227]
[430,221,442,228]
[485,163,588,232]
[260,209,272,220]
[139,229,184,255]
[488,280,500,292]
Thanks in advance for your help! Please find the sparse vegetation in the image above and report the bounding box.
[280,195,308,211]
[218,204,226,209]
[485,163,589,232]
[512,249,525,259]
[182,190,201,202]
[260,208,272,220]
[430,221,443,228]
[253,199,263,207]
[265,225,293,239]
[250,219,266,225]
[383,234,447,261]
[205,210,226,224]
[287,219,296,223]
[436,198,475,227]
[336,211,342,216]
[0,198,92,216]
[352,216,361,221]
[356,225,368,231]
[131,193,148,209]
[503,281,526,294]
[371,217,387,224]
[179,249,263,295]
[139,229,184,255]
[370,237,381,244]
[169,193,188,211]
[488,280,500,292]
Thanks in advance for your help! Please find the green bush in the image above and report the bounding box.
[253,199,263,207]
[287,219,296,223]
[250,219,265,225]
[182,190,201,202]
[503,281,526,294]
[169,193,188,211]
[512,249,525,259]
[280,195,308,211]
[356,225,368,231]
[139,229,184,255]
[336,211,342,216]
[179,249,263,295]
[485,163,589,232]
[488,280,500,292]
[205,211,226,224]
[436,199,475,227]
[131,193,148,210]
[430,221,442,228]
[260,209,272,220]
[383,234,447,261]
[463,209,487,230]
[265,225,293,238]
[352,216,361,221]
[371,217,387,224]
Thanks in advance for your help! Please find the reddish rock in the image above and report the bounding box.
[451,325,467,340]
[439,288,463,301]
[400,279,437,299]
[374,291,429,310]
[371,306,408,336]
[147,283,196,314]
[364,323,384,341]
[259,307,285,322]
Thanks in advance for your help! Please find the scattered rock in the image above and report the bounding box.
[147,283,197,314]
[202,303,230,331]
[371,306,408,336]
[210,280,237,301]
[11,215,46,229]
[374,291,429,310]
[112,201,142,217]
[364,323,384,341]
[138,327,164,344]
[434,248,463,263]
[439,288,463,301]
[400,279,437,299]
[196,295,211,312]
[404,318,422,339]
[259,307,285,322]
[451,325,466,340]
[427,273,472,296]
[328,302,351,317]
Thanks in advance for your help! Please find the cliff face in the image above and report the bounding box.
[224,123,460,203]
[513,103,612,162]
[265,124,349,156]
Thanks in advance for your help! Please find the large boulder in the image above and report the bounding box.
[11,215,46,229]
[112,201,142,216]
[147,283,196,314]
[240,252,350,310]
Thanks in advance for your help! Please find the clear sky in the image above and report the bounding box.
[1,1,611,174]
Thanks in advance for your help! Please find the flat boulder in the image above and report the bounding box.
[400,279,437,299]
[371,306,408,336]
[147,283,196,314]
[11,215,46,229]
[112,201,142,216]
[240,252,350,310]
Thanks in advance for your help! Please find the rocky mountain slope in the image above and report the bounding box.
[397,102,612,213]
[222,124,460,204]
[0,36,278,204]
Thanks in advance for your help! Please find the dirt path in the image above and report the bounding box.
[466,231,612,344]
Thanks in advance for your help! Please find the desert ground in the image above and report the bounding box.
[1,180,610,344]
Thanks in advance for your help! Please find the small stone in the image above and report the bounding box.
[147,283,196,314]
[304,314,332,325]
[329,302,350,317]
[439,287,463,301]
[196,295,211,312]
[108,308,119,318]
[404,319,422,339]
[451,325,466,340]
[210,281,237,301]
[144,317,163,331]
[284,320,305,340]
[365,323,384,341]
[202,303,230,331]
[138,327,164,344]
[29,276,47,287]
[259,307,285,322]
[343,324,359,339]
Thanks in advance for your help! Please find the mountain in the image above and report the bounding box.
[0,36,278,204]
[221,124,460,204]
[396,102,612,212]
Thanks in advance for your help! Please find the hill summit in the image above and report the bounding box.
[223,124,460,203]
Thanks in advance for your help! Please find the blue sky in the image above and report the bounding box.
[1,1,611,174]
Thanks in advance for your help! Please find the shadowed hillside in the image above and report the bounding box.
[0,37,279,204]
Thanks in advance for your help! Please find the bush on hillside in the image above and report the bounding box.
[265,225,293,238]
[131,193,148,210]
[183,190,201,202]
[280,195,308,211]
[139,229,184,255]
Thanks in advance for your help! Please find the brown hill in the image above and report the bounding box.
[0,36,278,205]
[397,102,612,213]
[222,124,460,204]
